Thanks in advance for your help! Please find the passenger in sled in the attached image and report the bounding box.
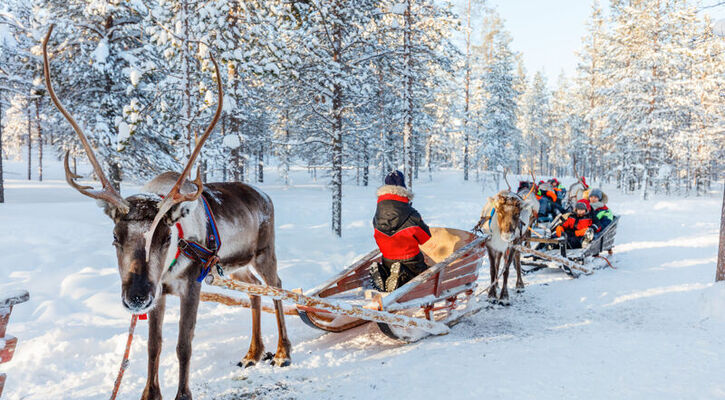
[536,179,565,222]
[370,170,432,292]
[588,188,614,236]
[554,200,596,249]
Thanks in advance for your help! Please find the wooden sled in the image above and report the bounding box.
[203,228,488,342]
[294,227,489,342]
[519,216,620,277]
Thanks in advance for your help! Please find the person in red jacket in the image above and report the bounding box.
[555,200,594,249]
[371,170,432,292]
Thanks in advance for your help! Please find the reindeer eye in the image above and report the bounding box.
[112,233,120,247]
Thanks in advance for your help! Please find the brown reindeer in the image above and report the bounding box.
[43,26,290,400]
[475,171,538,305]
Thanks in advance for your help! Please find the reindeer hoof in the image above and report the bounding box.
[141,385,162,400]
[498,297,511,306]
[174,391,192,400]
[271,356,291,367]
[237,359,256,368]
[516,287,525,293]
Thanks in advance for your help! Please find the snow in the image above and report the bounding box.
[0,158,723,399]
[117,121,131,148]
[222,134,241,149]
[91,39,109,68]
[129,68,141,86]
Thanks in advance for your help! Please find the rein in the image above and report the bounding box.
[109,314,138,400]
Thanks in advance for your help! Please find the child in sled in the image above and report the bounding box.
[588,188,613,234]
[370,170,432,292]
[555,200,595,249]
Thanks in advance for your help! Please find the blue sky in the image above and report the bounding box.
[483,0,725,86]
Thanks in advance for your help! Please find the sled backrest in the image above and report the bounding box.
[582,216,619,257]
[420,227,474,264]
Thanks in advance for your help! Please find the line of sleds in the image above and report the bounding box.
[207,203,619,342]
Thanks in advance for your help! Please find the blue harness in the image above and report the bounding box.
[177,194,222,282]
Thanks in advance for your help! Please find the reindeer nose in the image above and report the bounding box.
[123,292,154,311]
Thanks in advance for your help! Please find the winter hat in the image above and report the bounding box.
[549,178,560,187]
[384,170,406,188]
[589,188,603,200]
[575,199,591,213]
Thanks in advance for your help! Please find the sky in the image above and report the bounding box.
[481,0,725,86]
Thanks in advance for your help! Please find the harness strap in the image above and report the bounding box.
[173,194,223,282]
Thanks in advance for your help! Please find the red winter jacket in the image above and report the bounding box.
[373,185,431,261]
[558,214,594,237]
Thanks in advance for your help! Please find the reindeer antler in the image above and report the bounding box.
[503,168,512,192]
[143,54,223,260]
[569,154,586,193]
[522,169,536,200]
[43,25,129,214]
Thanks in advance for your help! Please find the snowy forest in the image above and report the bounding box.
[0,0,724,236]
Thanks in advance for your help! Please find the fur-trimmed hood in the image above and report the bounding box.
[376,184,414,201]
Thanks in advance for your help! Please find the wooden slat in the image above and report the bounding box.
[440,274,478,292]
[0,306,11,339]
[441,262,478,281]
[318,277,369,298]
[305,250,381,296]
[0,336,17,364]
[0,291,29,308]
[397,280,436,303]
[0,373,5,398]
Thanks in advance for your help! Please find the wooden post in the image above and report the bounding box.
[716,185,725,282]
[0,290,29,398]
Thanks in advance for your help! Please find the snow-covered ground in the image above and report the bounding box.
[1,158,724,400]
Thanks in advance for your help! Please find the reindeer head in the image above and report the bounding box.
[43,25,222,314]
[493,192,523,243]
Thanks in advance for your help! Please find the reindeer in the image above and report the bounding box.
[42,26,291,400]
[475,170,538,305]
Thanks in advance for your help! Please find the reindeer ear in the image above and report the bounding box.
[163,200,197,226]
[101,201,123,223]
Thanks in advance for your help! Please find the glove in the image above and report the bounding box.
[575,228,588,237]
[555,226,564,237]
[584,228,595,242]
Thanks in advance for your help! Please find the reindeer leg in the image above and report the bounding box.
[487,250,498,302]
[175,279,200,400]
[514,249,525,292]
[253,246,292,367]
[238,294,265,368]
[499,249,513,306]
[272,297,292,367]
[142,295,165,400]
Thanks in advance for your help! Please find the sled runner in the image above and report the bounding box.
[519,216,620,276]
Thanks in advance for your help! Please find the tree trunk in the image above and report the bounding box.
[27,107,32,181]
[403,0,414,189]
[462,0,471,181]
[330,4,343,237]
[257,143,263,183]
[0,99,4,203]
[716,184,725,282]
[35,98,43,182]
